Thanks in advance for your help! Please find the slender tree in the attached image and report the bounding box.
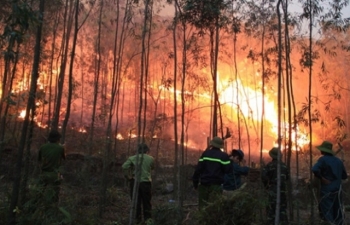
[182,0,229,138]
[129,0,153,223]
[47,9,60,128]
[0,1,35,158]
[172,0,180,209]
[7,0,45,223]
[51,0,74,130]
[275,0,283,224]
[89,0,103,156]
[61,0,80,143]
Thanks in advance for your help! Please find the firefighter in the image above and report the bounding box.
[192,136,231,210]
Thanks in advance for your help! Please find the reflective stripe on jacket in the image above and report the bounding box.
[193,147,231,187]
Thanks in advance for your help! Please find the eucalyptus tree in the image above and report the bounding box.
[99,0,136,216]
[240,2,281,223]
[316,22,350,142]
[7,0,45,223]
[51,0,74,130]
[62,0,80,143]
[96,0,105,213]
[226,1,243,149]
[182,0,230,138]
[172,0,194,217]
[45,7,61,130]
[111,0,139,156]
[61,0,95,143]
[280,0,299,221]
[171,0,182,214]
[243,1,279,159]
[88,0,104,157]
[91,0,110,216]
[0,1,36,158]
[275,1,283,224]
[128,0,154,223]
[298,0,349,222]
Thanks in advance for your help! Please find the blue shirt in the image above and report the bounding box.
[312,154,347,192]
[222,161,250,191]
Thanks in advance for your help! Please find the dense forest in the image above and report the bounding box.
[1,0,350,224]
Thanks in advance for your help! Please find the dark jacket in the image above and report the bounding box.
[192,147,231,188]
[312,154,347,192]
[222,161,250,190]
[262,159,289,192]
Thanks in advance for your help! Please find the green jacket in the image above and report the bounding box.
[38,142,65,173]
[122,154,154,182]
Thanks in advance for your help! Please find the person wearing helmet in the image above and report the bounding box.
[122,143,155,224]
[192,136,231,210]
[261,147,289,225]
[222,149,250,192]
[311,141,347,225]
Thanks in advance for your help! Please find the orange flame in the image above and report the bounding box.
[78,128,87,133]
[19,110,26,119]
[116,133,124,140]
[129,133,137,139]
[220,77,309,149]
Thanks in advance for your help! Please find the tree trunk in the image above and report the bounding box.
[47,11,60,128]
[7,0,45,223]
[52,0,74,130]
[172,0,179,205]
[275,1,282,224]
[62,0,80,143]
[307,0,314,222]
[129,0,152,223]
[282,0,294,221]
[89,0,103,156]
[233,31,241,148]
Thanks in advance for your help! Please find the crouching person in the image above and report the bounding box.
[222,149,250,193]
[122,143,155,224]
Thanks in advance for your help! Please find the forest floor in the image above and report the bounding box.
[1,128,350,224]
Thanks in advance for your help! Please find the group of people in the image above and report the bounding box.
[38,130,347,225]
[192,136,348,225]
[192,136,289,224]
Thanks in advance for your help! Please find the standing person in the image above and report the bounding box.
[122,143,155,224]
[192,136,231,210]
[261,147,289,225]
[222,149,250,192]
[312,141,348,225]
[38,129,66,203]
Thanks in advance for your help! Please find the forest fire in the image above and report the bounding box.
[18,110,26,119]
[149,71,311,152]
[219,77,310,149]
[129,133,137,139]
[271,124,309,151]
[36,122,48,129]
[116,133,124,140]
[78,128,87,133]
[18,109,47,128]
